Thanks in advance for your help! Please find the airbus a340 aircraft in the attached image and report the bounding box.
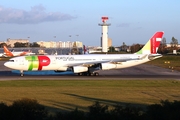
[3,46,35,57]
[4,32,164,76]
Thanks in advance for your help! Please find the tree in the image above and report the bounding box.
[10,98,48,120]
[158,37,168,54]
[0,43,7,48]
[169,37,178,53]
[0,102,9,120]
[108,46,116,52]
[14,42,29,47]
[146,100,180,120]
[170,37,178,49]
[121,42,127,51]
[130,44,143,53]
[29,42,40,47]
[88,101,110,120]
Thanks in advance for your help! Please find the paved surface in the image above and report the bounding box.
[0,61,180,80]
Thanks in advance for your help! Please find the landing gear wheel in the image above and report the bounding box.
[89,72,99,76]
[94,72,99,76]
[77,72,99,76]
[89,72,94,76]
[20,70,24,77]
[78,73,83,76]
[84,72,89,76]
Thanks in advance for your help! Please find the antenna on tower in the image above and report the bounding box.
[102,16,108,23]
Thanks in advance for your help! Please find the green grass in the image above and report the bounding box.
[0,80,180,112]
[147,55,180,71]
[0,55,180,113]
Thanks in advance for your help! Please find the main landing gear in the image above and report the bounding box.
[77,72,99,76]
[20,70,24,77]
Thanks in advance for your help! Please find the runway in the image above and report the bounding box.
[0,61,180,80]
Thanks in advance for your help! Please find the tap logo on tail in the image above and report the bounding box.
[136,32,164,54]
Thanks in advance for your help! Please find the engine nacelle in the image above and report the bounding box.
[100,63,117,70]
[55,66,68,72]
[73,66,88,73]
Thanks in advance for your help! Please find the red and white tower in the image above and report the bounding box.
[98,16,111,52]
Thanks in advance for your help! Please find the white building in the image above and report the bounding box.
[6,38,29,47]
[37,41,83,48]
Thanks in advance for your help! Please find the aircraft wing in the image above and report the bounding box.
[65,60,110,67]
[109,58,140,62]
[0,53,8,57]
[64,56,143,67]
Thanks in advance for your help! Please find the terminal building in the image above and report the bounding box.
[1,38,83,48]
[37,41,83,48]
[6,38,29,47]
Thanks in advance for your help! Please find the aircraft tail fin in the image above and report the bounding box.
[136,31,164,54]
[83,45,89,54]
[3,46,14,57]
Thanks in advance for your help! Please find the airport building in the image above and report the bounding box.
[6,38,29,47]
[166,44,180,48]
[1,38,83,49]
[37,41,57,48]
[37,41,83,48]
[0,41,6,44]
[100,37,112,47]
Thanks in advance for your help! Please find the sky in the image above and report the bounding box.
[0,0,179,46]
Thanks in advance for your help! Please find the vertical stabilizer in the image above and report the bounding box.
[3,46,14,57]
[136,32,164,54]
[83,45,89,54]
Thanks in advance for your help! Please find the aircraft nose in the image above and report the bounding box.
[4,62,10,68]
[4,61,14,69]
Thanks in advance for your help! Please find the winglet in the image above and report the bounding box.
[136,32,164,54]
[3,46,14,57]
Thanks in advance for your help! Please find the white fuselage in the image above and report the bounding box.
[4,54,155,72]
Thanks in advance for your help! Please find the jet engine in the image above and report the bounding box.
[100,63,117,70]
[73,66,88,73]
[54,66,69,72]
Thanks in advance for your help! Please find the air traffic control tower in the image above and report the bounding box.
[98,16,111,52]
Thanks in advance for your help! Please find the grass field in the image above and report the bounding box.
[0,80,180,112]
[0,55,180,113]
[147,55,180,71]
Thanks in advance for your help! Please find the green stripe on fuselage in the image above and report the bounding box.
[25,56,39,71]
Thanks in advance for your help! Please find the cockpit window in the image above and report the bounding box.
[8,60,14,62]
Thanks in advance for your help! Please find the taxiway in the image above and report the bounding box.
[0,61,180,80]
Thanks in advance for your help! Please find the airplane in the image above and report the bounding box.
[4,31,164,76]
[3,46,35,57]
[0,53,4,57]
